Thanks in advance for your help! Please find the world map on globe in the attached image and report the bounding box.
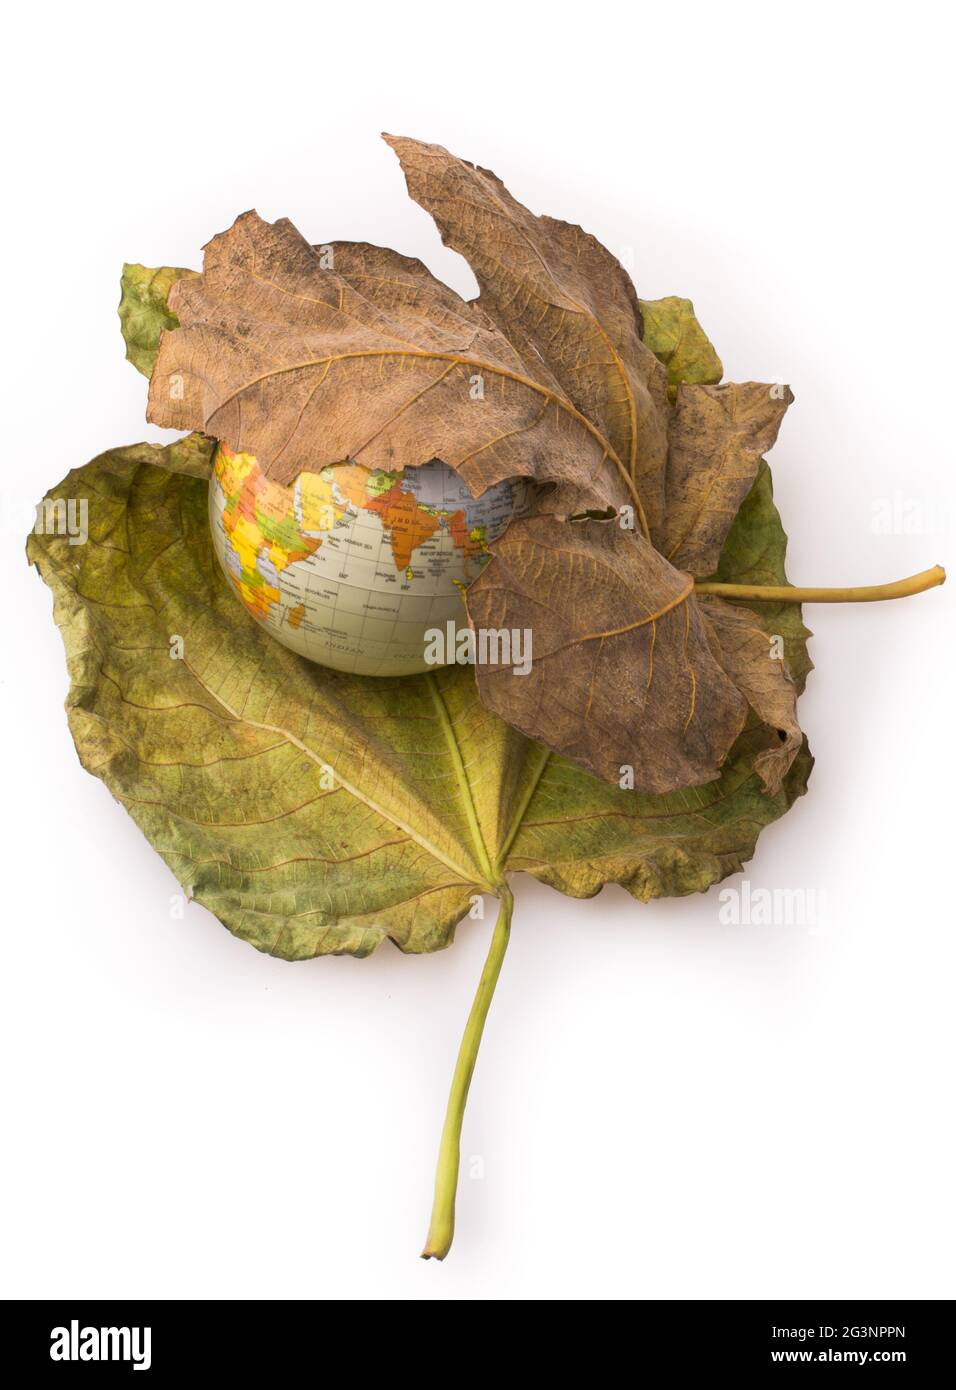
[209,445,531,676]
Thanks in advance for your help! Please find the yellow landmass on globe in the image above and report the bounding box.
[216,447,323,620]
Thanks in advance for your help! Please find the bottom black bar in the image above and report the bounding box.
[2,1300,950,1376]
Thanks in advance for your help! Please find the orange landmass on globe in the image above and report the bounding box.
[364,481,442,571]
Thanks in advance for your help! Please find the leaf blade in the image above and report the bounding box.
[708,458,814,692]
[143,209,754,792]
[119,263,196,376]
[699,596,802,795]
[383,133,670,532]
[657,381,794,574]
[466,505,749,792]
[30,447,810,956]
[29,442,505,955]
[638,295,723,394]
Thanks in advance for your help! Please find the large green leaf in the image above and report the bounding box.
[28,437,810,959]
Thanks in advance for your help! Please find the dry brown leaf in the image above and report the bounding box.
[467,502,748,790]
[149,213,622,499]
[144,141,797,796]
[657,382,794,575]
[383,134,670,537]
[699,595,802,794]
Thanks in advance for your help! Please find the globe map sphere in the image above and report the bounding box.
[208,444,530,676]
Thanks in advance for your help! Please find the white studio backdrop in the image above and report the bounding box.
[2,0,953,1300]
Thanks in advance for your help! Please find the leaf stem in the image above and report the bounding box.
[421,885,513,1260]
[694,564,945,603]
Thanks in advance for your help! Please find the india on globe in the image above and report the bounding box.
[209,444,531,676]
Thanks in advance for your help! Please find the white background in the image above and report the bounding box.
[2,0,953,1301]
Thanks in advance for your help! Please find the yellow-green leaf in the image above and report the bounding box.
[119,263,196,376]
[28,441,811,959]
[639,295,723,394]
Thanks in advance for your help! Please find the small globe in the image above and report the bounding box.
[209,444,530,676]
